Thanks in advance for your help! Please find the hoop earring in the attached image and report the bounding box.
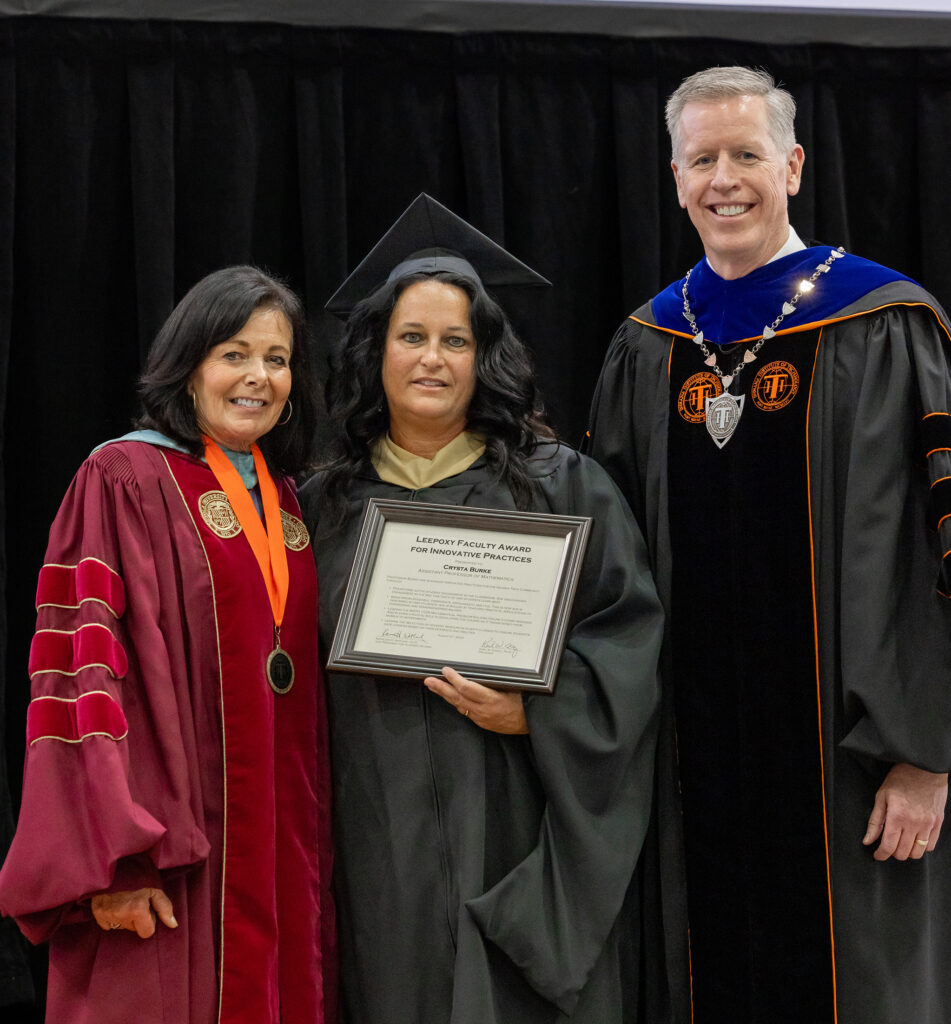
[277,399,293,427]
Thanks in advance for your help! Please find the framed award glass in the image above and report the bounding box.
[326,499,591,693]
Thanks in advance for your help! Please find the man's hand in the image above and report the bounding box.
[91,888,178,938]
[863,763,948,861]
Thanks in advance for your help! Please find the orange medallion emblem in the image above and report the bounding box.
[751,360,799,412]
[678,372,723,424]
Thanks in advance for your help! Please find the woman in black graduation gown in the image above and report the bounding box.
[300,196,664,1024]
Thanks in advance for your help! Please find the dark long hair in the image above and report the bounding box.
[318,270,554,527]
[136,265,318,475]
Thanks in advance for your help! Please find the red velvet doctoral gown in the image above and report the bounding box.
[0,440,335,1024]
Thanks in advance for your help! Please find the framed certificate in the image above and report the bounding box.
[326,499,591,693]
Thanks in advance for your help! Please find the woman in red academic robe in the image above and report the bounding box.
[0,266,335,1024]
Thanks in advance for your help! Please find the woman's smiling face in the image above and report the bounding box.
[189,306,292,451]
[382,279,477,448]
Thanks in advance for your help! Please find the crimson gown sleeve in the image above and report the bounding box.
[0,447,211,943]
[821,303,951,772]
[464,449,664,1014]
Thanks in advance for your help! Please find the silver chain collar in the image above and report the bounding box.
[681,246,846,390]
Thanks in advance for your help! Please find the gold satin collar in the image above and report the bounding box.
[371,431,486,489]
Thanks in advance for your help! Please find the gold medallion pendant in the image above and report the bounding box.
[266,645,295,694]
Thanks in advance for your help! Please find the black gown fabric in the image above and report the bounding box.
[586,272,951,1024]
[300,442,665,1024]
[667,326,833,1021]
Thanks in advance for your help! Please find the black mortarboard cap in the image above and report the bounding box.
[325,193,550,317]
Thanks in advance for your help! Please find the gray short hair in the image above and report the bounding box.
[666,66,797,161]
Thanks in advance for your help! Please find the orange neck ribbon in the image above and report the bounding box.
[202,436,289,628]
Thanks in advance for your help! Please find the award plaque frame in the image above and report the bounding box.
[326,498,591,693]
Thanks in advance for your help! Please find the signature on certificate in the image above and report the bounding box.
[479,638,519,658]
[377,628,428,644]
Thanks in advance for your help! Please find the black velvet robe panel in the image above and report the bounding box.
[300,443,666,1024]
[586,280,951,1024]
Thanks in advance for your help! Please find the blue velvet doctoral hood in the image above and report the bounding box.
[652,246,913,346]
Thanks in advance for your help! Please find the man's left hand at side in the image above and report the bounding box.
[863,762,948,861]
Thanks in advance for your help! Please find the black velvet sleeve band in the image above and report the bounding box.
[922,412,951,459]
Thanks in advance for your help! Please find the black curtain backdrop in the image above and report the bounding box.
[3,14,951,1015]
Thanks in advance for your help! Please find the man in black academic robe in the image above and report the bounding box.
[587,65,951,1024]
